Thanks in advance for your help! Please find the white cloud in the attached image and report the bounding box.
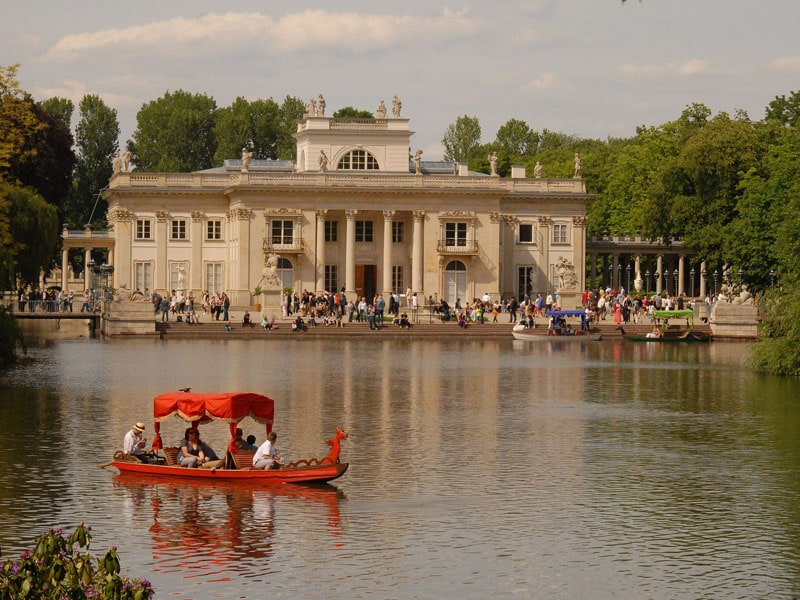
[524,72,556,91]
[615,59,709,78]
[773,56,800,69]
[40,9,481,62]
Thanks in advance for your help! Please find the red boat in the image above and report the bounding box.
[111,390,349,484]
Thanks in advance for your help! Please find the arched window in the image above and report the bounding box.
[337,149,379,170]
[278,258,293,291]
[444,260,467,306]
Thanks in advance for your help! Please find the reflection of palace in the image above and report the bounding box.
[113,475,344,573]
[100,109,590,307]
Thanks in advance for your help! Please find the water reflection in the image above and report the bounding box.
[112,474,344,577]
[0,339,797,599]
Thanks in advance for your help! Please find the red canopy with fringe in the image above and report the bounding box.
[150,391,274,452]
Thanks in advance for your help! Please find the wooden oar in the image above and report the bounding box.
[96,461,114,469]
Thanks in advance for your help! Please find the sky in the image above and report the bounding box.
[3,0,800,161]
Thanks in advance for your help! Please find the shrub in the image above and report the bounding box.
[0,523,153,599]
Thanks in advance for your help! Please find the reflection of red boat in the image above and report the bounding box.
[111,391,349,484]
[112,472,345,574]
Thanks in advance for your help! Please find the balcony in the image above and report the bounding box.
[436,239,479,255]
[262,237,304,254]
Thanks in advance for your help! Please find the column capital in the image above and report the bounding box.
[315,209,328,221]
[412,210,426,222]
[383,210,395,221]
[345,209,358,220]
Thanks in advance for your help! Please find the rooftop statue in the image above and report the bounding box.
[392,95,402,118]
[375,100,387,119]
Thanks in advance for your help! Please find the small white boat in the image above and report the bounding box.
[511,309,601,341]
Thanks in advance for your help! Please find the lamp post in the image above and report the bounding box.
[608,262,613,288]
[654,271,660,294]
[617,264,622,291]
[770,269,776,288]
[626,263,631,293]
[713,269,719,294]
[738,268,744,288]
[701,269,706,297]
[645,269,651,294]
[673,268,678,297]
[664,270,669,295]
[690,267,695,298]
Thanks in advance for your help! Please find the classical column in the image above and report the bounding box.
[412,211,425,294]
[232,207,253,304]
[678,255,685,297]
[656,255,663,294]
[382,210,394,296]
[537,216,551,290]
[84,248,92,290]
[572,215,587,292]
[190,210,204,293]
[345,210,357,297]
[155,210,169,292]
[315,210,326,293]
[634,255,642,291]
[699,260,707,299]
[61,248,69,291]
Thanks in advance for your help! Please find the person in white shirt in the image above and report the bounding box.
[123,422,149,462]
[253,432,282,470]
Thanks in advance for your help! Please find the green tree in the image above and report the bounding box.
[276,96,306,160]
[7,98,76,212]
[0,181,60,286]
[0,64,46,175]
[128,90,217,172]
[764,90,800,127]
[333,106,373,119]
[441,115,482,162]
[40,96,74,129]
[214,96,283,165]
[495,118,539,156]
[67,94,119,229]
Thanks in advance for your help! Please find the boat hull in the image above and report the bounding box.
[624,334,711,343]
[512,331,601,341]
[112,460,348,484]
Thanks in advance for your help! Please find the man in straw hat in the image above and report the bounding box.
[123,422,151,462]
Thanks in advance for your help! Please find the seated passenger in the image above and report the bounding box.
[399,313,411,328]
[123,421,152,463]
[253,432,282,470]
[179,429,221,468]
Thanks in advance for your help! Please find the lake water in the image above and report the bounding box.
[0,338,797,599]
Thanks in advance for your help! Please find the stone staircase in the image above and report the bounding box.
[154,315,711,340]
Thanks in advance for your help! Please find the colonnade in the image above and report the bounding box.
[588,252,708,299]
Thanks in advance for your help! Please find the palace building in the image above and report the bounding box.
[96,108,591,309]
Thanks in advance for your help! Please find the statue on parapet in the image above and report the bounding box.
[392,95,402,118]
[319,150,329,172]
[533,161,543,178]
[113,284,149,303]
[241,147,254,172]
[413,149,423,174]
[375,100,387,119]
[317,94,326,116]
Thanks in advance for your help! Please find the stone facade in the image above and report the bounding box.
[101,113,591,309]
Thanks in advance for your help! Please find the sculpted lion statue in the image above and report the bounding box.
[113,284,148,303]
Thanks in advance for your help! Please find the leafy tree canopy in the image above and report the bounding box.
[441,115,482,162]
[333,106,373,119]
[128,90,217,172]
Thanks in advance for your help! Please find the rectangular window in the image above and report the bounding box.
[391,265,404,293]
[355,220,373,243]
[134,262,152,293]
[271,220,294,245]
[325,220,338,242]
[207,220,222,240]
[445,222,468,247]
[206,263,223,293]
[324,265,338,292]
[171,219,187,240]
[392,221,404,243]
[519,223,534,244]
[518,265,535,299]
[135,219,152,240]
[552,223,568,245]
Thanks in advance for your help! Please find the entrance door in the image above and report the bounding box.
[444,260,467,306]
[355,265,377,301]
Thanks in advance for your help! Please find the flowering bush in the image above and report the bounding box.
[0,522,153,599]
